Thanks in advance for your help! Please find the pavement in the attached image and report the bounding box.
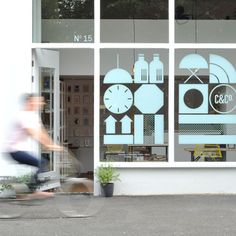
[0,194,236,236]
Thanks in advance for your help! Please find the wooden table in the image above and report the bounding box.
[104,144,168,162]
[129,144,169,161]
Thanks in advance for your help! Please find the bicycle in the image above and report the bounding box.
[0,149,104,219]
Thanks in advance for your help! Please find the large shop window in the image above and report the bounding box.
[101,0,168,43]
[175,0,236,43]
[33,1,236,166]
[100,49,169,162]
[175,49,236,162]
[41,0,94,43]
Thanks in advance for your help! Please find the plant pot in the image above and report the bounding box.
[101,183,114,197]
[0,188,15,198]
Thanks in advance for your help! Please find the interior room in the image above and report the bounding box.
[60,49,94,181]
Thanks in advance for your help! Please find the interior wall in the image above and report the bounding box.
[64,78,94,173]
[42,20,236,43]
[42,20,168,43]
[59,49,94,76]
[42,20,94,43]
[59,48,236,77]
[176,21,236,43]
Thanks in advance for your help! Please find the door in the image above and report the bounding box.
[32,49,60,190]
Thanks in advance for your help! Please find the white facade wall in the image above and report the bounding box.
[113,168,236,195]
[2,1,236,195]
[0,1,32,176]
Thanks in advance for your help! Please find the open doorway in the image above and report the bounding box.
[33,48,94,193]
[58,48,94,193]
[60,76,94,184]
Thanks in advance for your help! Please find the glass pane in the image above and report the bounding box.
[33,0,94,43]
[175,0,236,43]
[175,49,236,162]
[101,0,168,43]
[40,67,55,171]
[100,49,169,162]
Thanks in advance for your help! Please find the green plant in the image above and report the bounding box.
[0,183,13,191]
[95,163,120,186]
[17,174,32,185]
[0,174,33,192]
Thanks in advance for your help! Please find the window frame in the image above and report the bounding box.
[34,0,236,168]
[95,0,236,168]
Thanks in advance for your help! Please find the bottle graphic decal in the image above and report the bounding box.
[149,54,164,83]
[134,54,148,83]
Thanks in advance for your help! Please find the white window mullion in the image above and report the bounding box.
[168,0,175,163]
[94,0,101,172]
[32,0,41,43]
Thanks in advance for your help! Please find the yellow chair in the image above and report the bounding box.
[193,144,222,161]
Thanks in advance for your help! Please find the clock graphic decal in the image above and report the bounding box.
[104,84,133,114]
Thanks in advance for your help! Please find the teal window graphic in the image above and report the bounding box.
[103,54,165,145]
[104,84,133,114]
[178,54,236,144]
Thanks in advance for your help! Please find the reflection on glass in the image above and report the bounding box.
[101,0,168,43]
[36,0,94,43]
[42,0,93,19]
[175,0,236,43]
[175,0,236,20]
[101,1,168,19]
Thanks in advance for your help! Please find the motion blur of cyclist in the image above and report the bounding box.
[6,93,63,199]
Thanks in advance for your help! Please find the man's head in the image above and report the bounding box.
[22,93,45,111]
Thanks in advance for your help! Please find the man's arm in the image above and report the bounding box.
[26,125,62,151]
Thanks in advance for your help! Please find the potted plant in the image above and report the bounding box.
[0,182,15,198]
[0,174,34,198]
[95,163,120,197]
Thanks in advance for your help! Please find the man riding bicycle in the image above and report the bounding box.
[6,93,62,199]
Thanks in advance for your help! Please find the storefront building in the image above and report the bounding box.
[1,0,236,195]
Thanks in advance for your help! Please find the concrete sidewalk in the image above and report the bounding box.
[0,195,236,236]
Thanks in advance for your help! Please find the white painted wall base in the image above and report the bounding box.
[95,168,236,195]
